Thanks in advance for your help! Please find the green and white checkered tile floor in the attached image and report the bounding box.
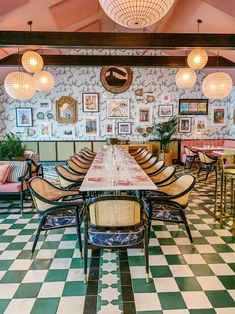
[0,165,234,314]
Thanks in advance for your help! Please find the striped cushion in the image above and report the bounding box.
[7,161,29,183]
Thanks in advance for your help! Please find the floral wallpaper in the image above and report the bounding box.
[0,49,234,141]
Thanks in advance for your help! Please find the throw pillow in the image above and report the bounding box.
[0,164,10,184]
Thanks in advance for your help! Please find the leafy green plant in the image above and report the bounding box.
[151,116,178,152]
[0,132,26,160]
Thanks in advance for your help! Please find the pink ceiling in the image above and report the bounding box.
[76,20,100,32]
[0,0,29,16]
[203,0,235,17]
[49,0,99,30]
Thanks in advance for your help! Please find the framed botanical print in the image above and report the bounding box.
[56,96,77,124]
[211,107,226,126]
[179,99,208,115]
[100,66,133,94]
[118,122,132,135]
[106,121,115,136]
[195,117,207,131]
[82,93,99,112]
[107,99,130,118]
[178,117,192,133]
[158,105,173,117]
[16,108,33,127]
[84,116,99,136]
[40,122,52,137]
[137,106,152,125]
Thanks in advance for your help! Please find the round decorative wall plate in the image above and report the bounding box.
[100,66,133,94]
[47,112,53,120]
[36,112,45,119]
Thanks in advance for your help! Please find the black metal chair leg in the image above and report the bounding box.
[84,221,88,283]
[75,208,83,257]
[181,210,193,243]
[144,225,149,283]
[31,226,42,255]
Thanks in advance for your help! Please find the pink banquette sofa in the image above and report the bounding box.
[180,140,235,163]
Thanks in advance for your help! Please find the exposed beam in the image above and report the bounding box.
[0,31,235,49]
[0,54,234,67]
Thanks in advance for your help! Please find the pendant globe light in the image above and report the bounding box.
[202,72,232,99]
[33,71,54,92]
[4,71,36,100]
[21,21,43,73]
[175,67,197,89]
[99,0,175,29]
[187,20,208,70]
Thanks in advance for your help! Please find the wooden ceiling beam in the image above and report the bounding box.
[0,54,234,67]
[0,31,235,49]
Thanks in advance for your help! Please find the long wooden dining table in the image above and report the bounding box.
[79,146,157,193]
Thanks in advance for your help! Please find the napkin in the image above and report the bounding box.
[92,165,102,169]
[130,167,141,171]
[134,175,148,181]
[115,179,131,186]
[88,177,102,182]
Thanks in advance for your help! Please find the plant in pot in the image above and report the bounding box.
[0,132,26,160]
[151,116,178,165]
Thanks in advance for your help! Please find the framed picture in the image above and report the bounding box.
[16,108,33,127]
[211,107,226,126]
[40,99,51,111]
[137,106,152,124]
[107,99,130,118]
[161,94,172,104]
[100,66,133,94]
[195,117,207,131]
[106,121,115,136]
[40,122,52,137]
[82,93,99,112]
[118,122,132,135]
[60,126,76,137]
[158,105,173,117]
[179,99,208,115]
[56,96,77,124]
[178,117,192,133]
[84,116,99,136]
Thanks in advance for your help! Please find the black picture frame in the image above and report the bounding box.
[117,122,132,135]
[16,108,33,127]
[178,117,192,133]
[82,93,99,112]
[179,99,208,115]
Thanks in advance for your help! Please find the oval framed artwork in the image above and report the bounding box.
[100,66,133,94]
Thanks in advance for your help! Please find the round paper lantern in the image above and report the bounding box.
[202,72,233,99]
[187,48,208,70]
[175,68,197,89]
[33,71,54,92]
[4,71,36,100]
[99,0,175,29]
[22,51,43,73]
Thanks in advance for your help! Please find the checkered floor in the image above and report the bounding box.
[0,165,234,314]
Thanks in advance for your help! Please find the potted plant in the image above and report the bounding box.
[0,132,26,160]
[151,116,178,165]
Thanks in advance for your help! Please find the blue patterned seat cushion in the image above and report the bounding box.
[88,225,144,247]
[38,209,76,229]
[201,163,216,170]
[151,203,183,222]
[186,156,199,163]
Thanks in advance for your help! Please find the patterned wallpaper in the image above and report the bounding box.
[0,55,234,141]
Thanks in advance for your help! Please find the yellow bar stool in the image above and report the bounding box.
[220,165,235,236]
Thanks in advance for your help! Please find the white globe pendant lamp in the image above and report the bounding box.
[21,51,43,73]
[99,0,176,29]
[175,68,197,89]
[33,71,54,92]
[187,48,208,70]
[4,71,36,100]
[202,72,233,99]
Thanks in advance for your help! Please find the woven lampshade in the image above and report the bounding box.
[175,68,197,89]
[99,0,175,29]
[33,71,54,92]
[187,48,208,70]
[4,71,36,100]
[22,51,43,73]
[202,72,233,99]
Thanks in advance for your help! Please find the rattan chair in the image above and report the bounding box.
[184,146,199,168]
[140,156,158,170]
[134,150,149,162]
[198,151,218,180]
[55,165,85,189]
[150,166,176,186]
[71,156,91,169]
[137,152,153,164]
[130,148,143,156]
[80,151,95,161]
[144,160,165,175]
[67,159,89,175]
[83,195,149,283]
[28,177,84,256]
[82,148,96,157]
[147,174,195,243]
[74,153,93,166]
[27,158,44,178]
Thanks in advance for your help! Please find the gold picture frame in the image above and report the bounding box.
[56,96,77,124]
[100,66,133,94]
